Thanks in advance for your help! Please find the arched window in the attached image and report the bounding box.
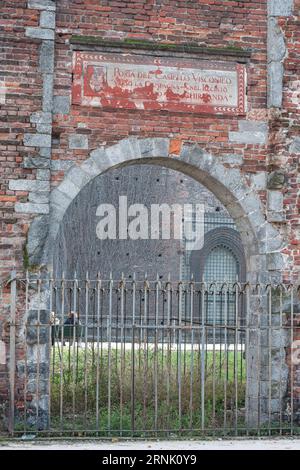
[189,227,246,325]
[203,245,239,283]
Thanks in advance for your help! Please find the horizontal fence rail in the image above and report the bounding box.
[1,273,300,438]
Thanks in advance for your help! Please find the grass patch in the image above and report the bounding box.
[49,342,246,437]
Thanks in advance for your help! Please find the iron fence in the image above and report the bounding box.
[1,273,300,438]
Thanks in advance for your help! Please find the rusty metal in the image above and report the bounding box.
[2,273,300,438]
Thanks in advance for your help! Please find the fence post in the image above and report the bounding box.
[9,270,16,436]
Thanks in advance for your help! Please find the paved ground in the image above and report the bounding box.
[1,438,300,450]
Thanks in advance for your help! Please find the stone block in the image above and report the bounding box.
[267,170,285,189]
[28,0,56,11]
[69,134,89,150]
[23,157,50,169]
[267,252,286,271]
[39,41,55,73]
[29,192,50,204]
[229,131,267,145]
[268,17,286,62]
[267,190,283,211]
[42,74,54,112]
[268,0,294,16]
[9,179,50,192]
[15,202,49,214]
[53,95,70,115]
[268,62,283,108]
[36,169,50,180]
[25,27,54,40]
[40,10,56,29]
[36,123,52,134]
[24,133,51,148]
[289,137,300,154]
[30,111,52,124]
[51,160,74,171]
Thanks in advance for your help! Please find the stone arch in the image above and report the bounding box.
[28,137,284,282]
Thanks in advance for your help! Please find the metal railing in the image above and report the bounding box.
[1,273,300,438]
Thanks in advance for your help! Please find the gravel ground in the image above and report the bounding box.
[1,438,300,450]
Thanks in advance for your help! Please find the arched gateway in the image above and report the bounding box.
[19,137,289,432]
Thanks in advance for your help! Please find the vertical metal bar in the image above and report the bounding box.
[245,283,250,437]
[290,286,294,436]
[120,274,125,437]
[223,283,228,434]
[257,284,262,435]
[154,274,159,436]
[72,273,78,435]
[131,273,136,436]
[35,271,41,433]
[279,285,283,435]
[48,272,53,434]
[234,282,239,435]
[107,274,113,436]
[9,270,17,436]
[95,273,101,434]
[212,283,216,431]
[84,272,89,434]
[189,276,194,433]
[166,274,171,436]
[59,272,65,434]
[24,271,29,435]
[200,281,206,433]
[268,285,272,436]
[143,274,148,431]
[178,280,183,434]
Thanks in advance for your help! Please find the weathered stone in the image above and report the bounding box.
[15,202,49,214]
[30,111,52,124]
[289,137,300,154]
[251,172,267,190]
[221,154,243,165]
[39,41,55,73]
[27,215,49,263]
[42,74,54,112]
[0,340,5,365]
[50,188,72,210]
[268,190,284,211]
[268,18,286,62]
[40,11,56,29]
[238,120,268,133]
[9,179,50,192]
[29,192,50,204]
[267,252,286,271]
[228,131,267,144]
[39,147,51,158]
[69,134,89,150]
[268,211,286,223]
[268,0,294,17]
[25,27,54,40]
[56,178,80,200]
[65,165,91,188]
[28,0,56,11]
[53,95,70,115]
[138,138,169,158]
[36,123,52,134]
[267,170,285,189]
[51,160,74,171]
[24,133,51,148]
[268,61,284,108]
[36,169,50,180]
[23,157,50,169]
